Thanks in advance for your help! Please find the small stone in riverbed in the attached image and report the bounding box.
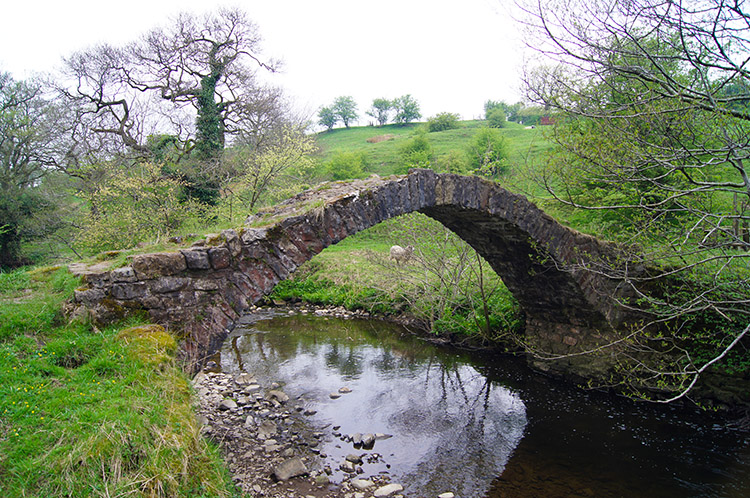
[304,409,317,416]
[266,390,289,403]
[272,456,308,481]
[350,478,374,490]
[340,460,356,473]
[373,483,404,497]
[218,398,237,411]
[330,392,341,399]
[234,372,255,385]
[438,493,455,498]
[352,433,362,445]
[315,474,330,485]
[338,386,352,393]
[346,454,363,464]
[362,433,375,448]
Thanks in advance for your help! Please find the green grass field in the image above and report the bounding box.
[0,266,239,497]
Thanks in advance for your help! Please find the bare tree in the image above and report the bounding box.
[58,7,279,165]
[519,0,750,402]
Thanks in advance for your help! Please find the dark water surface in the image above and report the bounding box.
[218,311,750,497]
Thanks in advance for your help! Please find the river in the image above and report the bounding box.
[216,310,750,497]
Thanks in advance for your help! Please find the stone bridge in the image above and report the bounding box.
[73,169,640,376]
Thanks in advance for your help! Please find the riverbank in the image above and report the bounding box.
[193,369,432,498]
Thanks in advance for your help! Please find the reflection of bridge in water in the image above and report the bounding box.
[73,169,641,376]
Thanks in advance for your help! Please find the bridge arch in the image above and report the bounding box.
[73,169,636,374]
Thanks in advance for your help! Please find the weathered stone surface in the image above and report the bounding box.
[150,276,188,294]
[181,249,210,269]
[131,252,187,278]
[373,483,403,497]
[272,456,308,481]
[111,266,136,282]
[208,247,232,270]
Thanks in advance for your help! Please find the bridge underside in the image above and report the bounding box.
[72,169,641,376]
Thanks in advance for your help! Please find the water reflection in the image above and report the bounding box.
[220,312,750,498]
[221,312,527,497]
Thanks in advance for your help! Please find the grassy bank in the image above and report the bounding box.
[0,266,240,497]
[270,213,525,347]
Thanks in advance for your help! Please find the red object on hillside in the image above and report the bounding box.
[540,116,556,125]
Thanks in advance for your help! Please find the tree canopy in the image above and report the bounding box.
[522,0,750,400]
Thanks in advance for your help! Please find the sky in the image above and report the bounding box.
[0,0,525,124]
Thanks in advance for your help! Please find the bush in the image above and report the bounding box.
[426,112,461,132]
[486,107,507,128]
[467,127,508,177]
[397,132,433,173]
[326,151,368,181]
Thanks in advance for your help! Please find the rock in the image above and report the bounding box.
[315,474,330,485]
[438,493,455,498]
[350,478,374,490]
[218,399,238,411]
[272,457,308,481]
[266,390,290,403]
[304,409,317,416]
[339,386,352,393]
[346,454,363,464]
[362,433,376,448]
[235,372,256,385]
[258,420,278,438]
[330,392,341,399]
[352,433,362,446]
[373,483,404,497]
[375,433,393,440]
[340,460,356,473]
[192,371,208,386]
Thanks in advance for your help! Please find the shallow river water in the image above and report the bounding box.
[217,311,750,497]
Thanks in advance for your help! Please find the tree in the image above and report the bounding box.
[0,73,61,268]
[521,0,750,401]
[392,95,422,125]
[58,8,278,167]
[484,100,523,123]
[366,98,392,126]
[318,106,337,131]
[486,107,506,128]
[226,125,317,211]
[332,96,358,128]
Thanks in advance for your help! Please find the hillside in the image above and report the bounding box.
[313,120,554,187]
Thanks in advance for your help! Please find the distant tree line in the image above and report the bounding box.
[318,95,422,131]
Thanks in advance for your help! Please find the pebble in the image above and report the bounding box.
[438,493,455,498]
[350,478,374,490]
[374,483,404,497]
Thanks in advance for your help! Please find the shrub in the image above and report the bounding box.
[397,132,433,173]
[486,107,507,128]
[426,112,461,132]
[326,151,368,180]
[467,127,508,177]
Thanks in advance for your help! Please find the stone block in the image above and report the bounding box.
[208,247,231,269]
[132,252,187,278]
[111,266,137,283]
[181,249,210,270]
[151,276,188,293]
[111,282,147,300]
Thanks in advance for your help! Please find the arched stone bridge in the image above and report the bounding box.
[73,169,640,376]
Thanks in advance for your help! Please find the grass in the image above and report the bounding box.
[0,266,241,498]
[314,120,552,179]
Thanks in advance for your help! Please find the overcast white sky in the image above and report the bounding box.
[0,0,525,123]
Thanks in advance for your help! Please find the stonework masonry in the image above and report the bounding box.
[72,169,644,377]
